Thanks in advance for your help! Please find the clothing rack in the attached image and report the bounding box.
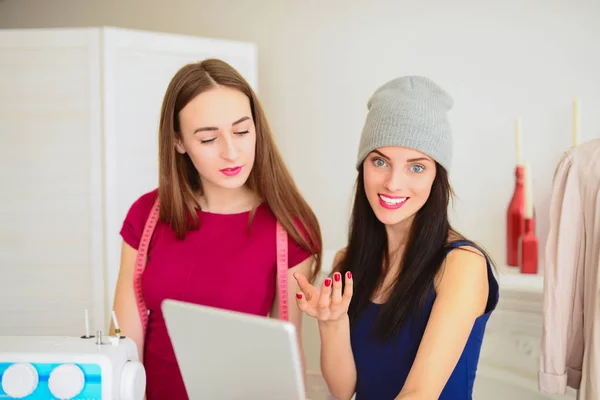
[538,138,600,400]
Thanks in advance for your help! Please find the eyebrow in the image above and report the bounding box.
[371,150,432,163]
[193,116,250,134]
[407,157,432,163]
[372,150,390,160]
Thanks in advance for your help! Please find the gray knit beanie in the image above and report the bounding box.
[356,76,454,171]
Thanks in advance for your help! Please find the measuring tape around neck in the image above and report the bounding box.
[133,197,161,336]
[275,221,289,321]
[133,196,290,337]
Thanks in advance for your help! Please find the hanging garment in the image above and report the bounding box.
[539,138,600,399]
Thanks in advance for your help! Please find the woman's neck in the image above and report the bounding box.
[197,183,259,214]
[385,216,414,256]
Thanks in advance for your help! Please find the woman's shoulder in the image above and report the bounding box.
[123,187,158,228]
[120,188,159,250]
[127,188,159,221]
[438,235,499,314]
[444,232,487,259]
[441,235,489,277]
[436,234,491,288]
[134,188,159,206]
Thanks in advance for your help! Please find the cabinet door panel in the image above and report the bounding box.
[0,28,104,335]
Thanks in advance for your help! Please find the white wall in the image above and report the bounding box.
[3,0,596,269]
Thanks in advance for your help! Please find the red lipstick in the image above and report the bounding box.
[220,166,243,176]
[378,194,408,210]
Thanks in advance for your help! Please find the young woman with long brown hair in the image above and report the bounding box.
[294,76,499,400]
[110,59,322,399]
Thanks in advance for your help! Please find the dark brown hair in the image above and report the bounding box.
[157,59,322,282]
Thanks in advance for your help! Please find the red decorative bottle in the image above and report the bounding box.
[520,217,538,274]
[506,165,525,267]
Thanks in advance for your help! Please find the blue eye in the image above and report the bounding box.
[411,164,424,173]
[373,158,387,167]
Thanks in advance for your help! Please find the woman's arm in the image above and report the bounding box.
[110,241,145,362]
[295,250,357,400]
[318,313,356,400]
[318,250,356,400]
[395,246,490,400]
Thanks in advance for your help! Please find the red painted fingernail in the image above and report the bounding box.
[347,272,352,279]
[334,273,341,282]
[296,293,303,299]
[324,278,332,287]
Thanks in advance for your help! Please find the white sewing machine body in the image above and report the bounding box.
[0,334,145,400]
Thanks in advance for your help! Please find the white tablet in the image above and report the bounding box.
[162,299,306,400]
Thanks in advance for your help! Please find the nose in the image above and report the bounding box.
[383,168,405,192]
[219,134,238,161]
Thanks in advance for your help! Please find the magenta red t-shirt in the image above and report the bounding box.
[120,189,313,399]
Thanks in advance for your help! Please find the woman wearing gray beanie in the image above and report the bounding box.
[294,76,499,399]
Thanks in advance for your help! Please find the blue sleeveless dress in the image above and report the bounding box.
[349,241,499,399]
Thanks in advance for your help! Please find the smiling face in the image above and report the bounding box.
[175,85,256,192]
[363,146,437,227]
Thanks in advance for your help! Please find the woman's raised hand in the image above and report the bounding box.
[293,271,353,322]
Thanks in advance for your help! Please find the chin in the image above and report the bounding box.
[373,211,411,226]
[212,164,253,188]
[216,175,250,189]
[369,197,419,227]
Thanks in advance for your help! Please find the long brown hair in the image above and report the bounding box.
[157,59,322,282]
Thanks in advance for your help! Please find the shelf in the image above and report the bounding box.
[496,265,544,294]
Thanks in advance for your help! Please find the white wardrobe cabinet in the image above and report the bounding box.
[0,26,258,335]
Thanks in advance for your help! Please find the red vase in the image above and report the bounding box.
[506,166,525,267]
[520,218,538,274]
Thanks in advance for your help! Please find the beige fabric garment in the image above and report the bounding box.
[539,138,600,399]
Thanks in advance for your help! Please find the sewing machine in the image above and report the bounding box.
[0,331,145,400]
